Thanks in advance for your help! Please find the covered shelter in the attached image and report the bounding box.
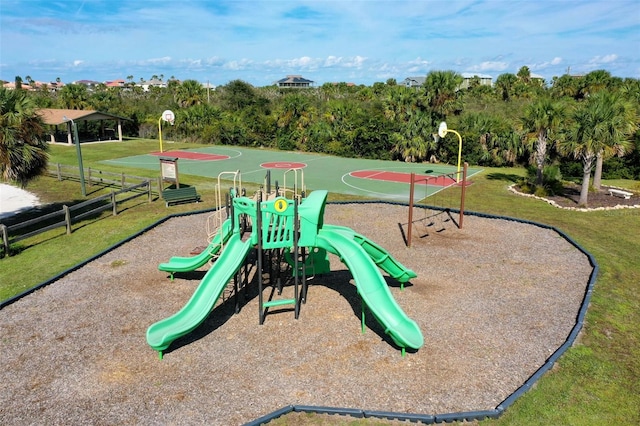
[37,108,128,144]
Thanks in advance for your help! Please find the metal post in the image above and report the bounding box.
[459,162,468,229]
[64,117,86,196]
[158,116,164,153]
[72,121,86,196]
[407,172,415,247]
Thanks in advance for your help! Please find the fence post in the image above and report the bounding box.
[158,177,163,199]
[88,167,92,186]
[56,163,62,181]
[1,224,9,257]
[112,190,118,216]
[64,205,72,234]
[121,173,126,189]
[147,181,152,203]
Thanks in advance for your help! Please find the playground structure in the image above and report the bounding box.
[405,162,469,247]
[147,169,423,359]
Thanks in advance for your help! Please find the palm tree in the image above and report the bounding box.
[560,92,635,205]
[516,66,531,84]
[175,79,204,107]
[0,88,49,187]
[521,97,566,185]
[581,69,613,98]
[276,93,316,150]
[551,74,579,99]
[495,73,518,101]
[59,84,89,109]
[423,70,463,121]
[390,108,433,162]
[592,93,637,189]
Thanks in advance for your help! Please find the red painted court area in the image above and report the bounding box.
[150,151,230,161]
[260,162,307,169]
[351,170,457,187]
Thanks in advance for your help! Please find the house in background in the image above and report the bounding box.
[277,75,314,88]
[460,73,493,89]
[136,79,167,91]
[73,80,101,90]
[401,76,426,88]
[530,72,546,85]
[105,79,126,88]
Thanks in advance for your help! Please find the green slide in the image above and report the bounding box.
[315,228,423,350]
[322,224,417,283]
[147,233,253,357]
[158,219,232,275]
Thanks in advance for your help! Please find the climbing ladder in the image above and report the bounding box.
[256,192,303,324]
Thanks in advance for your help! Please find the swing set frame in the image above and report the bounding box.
[406,162,468,247]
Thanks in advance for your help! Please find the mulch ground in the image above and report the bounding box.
[0,203,594,425]
[532,183,638,209]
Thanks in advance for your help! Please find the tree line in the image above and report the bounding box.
[2,67,639,205]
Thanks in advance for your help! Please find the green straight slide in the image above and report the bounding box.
[147,233,253,357]
[315,228,423,350]
[158,219,232,275]
[322,224,417,283]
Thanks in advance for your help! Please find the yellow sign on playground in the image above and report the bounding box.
[274,198,288,213]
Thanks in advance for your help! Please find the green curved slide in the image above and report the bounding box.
[322,224,417,283]
[158,219,232,276]
[147,233,252,358]
[315,228,423,350]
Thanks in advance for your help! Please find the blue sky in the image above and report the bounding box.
[1,0,639,87]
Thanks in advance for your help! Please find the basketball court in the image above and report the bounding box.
[103,146,482,202]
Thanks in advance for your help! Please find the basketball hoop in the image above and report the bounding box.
[162,110,175,126]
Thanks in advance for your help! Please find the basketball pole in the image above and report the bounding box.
[158,116,164,153]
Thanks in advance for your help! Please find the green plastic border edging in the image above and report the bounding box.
[0,201,598,426]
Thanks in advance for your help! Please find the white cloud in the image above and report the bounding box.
[290,56,316,68]
[530,57,564,71]
[324,56,343,67]
[407,57,430,67]
[224,59,254,71]
[146,57,172,65]
[589,54,618,64]
[467,61,509,72]
[343,56,367,68]
[73,60,84,67]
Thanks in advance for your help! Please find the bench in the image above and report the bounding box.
[607,188,633,200]
[162,187,201,206]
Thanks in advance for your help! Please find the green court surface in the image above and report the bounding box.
[102,145,482,202]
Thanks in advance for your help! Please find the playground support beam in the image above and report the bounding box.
[408,172,416,247]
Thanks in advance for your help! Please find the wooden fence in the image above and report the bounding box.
[0,179,153,257]
[47,163,162,195]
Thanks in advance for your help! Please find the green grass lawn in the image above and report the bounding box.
[1,139,639,425]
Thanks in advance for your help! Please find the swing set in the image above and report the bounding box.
[405,162,468,247]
